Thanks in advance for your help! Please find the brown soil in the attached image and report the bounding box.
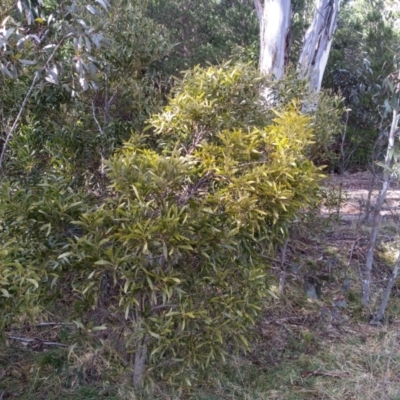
[322,171,400,221]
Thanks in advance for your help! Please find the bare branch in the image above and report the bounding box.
[0,72,39,170]
[92,100,106,175]
[278,238,289,295]
[0,38,67,171]
[0,6,14,21]
[92,100,105,137]
[371,249,400,324]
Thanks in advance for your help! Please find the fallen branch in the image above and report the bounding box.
[264,316,308,325]
[301,369,350,378]
[7,335,69,348]
[36,322,74,327]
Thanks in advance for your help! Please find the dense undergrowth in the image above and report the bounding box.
[2,1,400,397]
[2,178,400,399]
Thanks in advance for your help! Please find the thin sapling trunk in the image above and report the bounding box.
[279,238,289,295]
[133,335,149,389]
[362,108,399,308]
[371,249,400,324]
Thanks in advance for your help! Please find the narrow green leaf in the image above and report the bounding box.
[27,278,39,289]
[94,260,112,266]
[0,289,11,298]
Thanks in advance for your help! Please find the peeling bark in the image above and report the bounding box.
[298,0,341,92]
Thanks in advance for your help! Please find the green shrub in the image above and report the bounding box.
[265,68,345,170]
[0,176,88,327]
[70,63,322,389]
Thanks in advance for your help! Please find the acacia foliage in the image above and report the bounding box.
[71,63,321,386]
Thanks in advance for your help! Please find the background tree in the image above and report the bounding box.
[325,0,400,170]
[298,0,341,92]
[147,0,259,74]
[0,0,172,327]
[255,0,341,93]
[256,0,291,79]
[0,0,110,169]
[4,0,398,395]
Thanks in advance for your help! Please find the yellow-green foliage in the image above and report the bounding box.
[150,63,271,147]
[0,176,88,327]
[265,68,345,168]
[194,109,319,231]
[71,63,321,388]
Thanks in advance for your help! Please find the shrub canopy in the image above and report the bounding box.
[71,63,322,386]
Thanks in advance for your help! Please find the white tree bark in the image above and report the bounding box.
[259,0,291,80]
[298,0,341,92]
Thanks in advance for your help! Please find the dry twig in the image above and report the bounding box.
[7,335,68,348]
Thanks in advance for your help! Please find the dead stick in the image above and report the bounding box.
[7,335,68,347]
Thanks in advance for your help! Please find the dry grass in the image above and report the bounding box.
[312,328,400,400]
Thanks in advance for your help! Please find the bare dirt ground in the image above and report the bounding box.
[323,171,400,221]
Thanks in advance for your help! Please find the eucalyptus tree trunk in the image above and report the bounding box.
[298,0,341,92]
[256,0,291,79]
[362,108,399,309]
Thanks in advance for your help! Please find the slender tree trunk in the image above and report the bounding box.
[362,109,399,309]
[0,72,39,170]
[259,0,291,79]
[0,37,66,171]
[371,250,400,324]
[298,0,341,92]
[279,238,289,295]
[133,335,149,389]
